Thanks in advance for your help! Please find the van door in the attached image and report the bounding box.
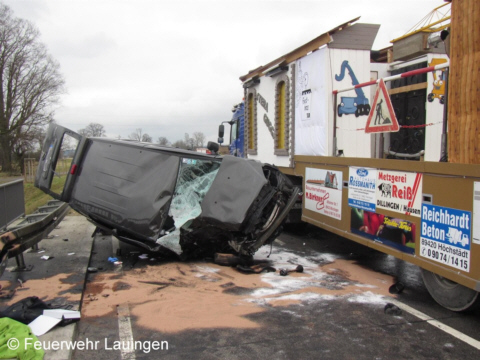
[35,124,84,201]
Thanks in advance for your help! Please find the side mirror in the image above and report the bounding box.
[218,124,225,138]
[207,141,220,154]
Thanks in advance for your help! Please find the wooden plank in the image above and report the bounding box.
[328,23,380,50]
[388,82,427,95]
[448,0,480,164]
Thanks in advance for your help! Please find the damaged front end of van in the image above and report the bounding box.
[35,124,299,260]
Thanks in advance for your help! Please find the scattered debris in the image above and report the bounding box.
[63,238,69,241]
[40,255,53,260]
[390,281,405,294]
[0,290,15,299]
[236,264,276,274]
[68,252,75,256]
[29,309,81,336]
[138,254,149,260]
[389,281,405,294]
[108,257,118,263]
[87,267,98,273]
[279,265,304,276]
[384,303,403,316]
[214,253,252,267]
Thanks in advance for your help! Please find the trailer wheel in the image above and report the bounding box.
[421,269,480,312]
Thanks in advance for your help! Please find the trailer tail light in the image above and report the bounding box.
[70,164,78,175]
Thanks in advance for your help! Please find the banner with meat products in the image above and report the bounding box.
[305,168,343,220]
[375,170,423,217]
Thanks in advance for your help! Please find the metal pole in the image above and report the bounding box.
[333,93,338,156]
[440,68,449,162]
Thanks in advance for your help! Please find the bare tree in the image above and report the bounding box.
[192,131,206,148]
[157,136,170,146]
[128,128,152,142]
[141,133,152,143]
[0,4,65,172]
[184,133,195,150]
[172,139,187,149]
[78,123,106,137]
[128,128,142,141]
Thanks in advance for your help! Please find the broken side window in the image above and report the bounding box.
[155,158,221,254]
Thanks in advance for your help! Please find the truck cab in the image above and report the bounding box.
[218,102,245,157]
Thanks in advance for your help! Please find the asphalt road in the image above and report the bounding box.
[70,223,480,360]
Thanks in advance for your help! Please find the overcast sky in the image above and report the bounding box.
[3,0,447,144]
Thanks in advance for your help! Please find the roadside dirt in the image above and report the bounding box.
[0,272,84,306]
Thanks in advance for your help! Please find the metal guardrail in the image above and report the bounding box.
[0,200,70,277]
[0,179,25,231]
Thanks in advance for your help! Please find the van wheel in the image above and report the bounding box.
[421,269,480,312]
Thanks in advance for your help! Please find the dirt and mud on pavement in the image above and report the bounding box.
[80,245,394,334]
[72,227,480,360]
[1,217,479,359]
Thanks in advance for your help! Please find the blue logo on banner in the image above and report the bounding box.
[356,168,368,177]
[421,204,471,250]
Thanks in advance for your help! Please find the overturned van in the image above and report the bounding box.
[35,124,299,259]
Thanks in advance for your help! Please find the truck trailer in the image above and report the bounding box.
[230,1,480,311]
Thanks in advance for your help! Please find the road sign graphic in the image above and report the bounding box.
[365,79,399,133]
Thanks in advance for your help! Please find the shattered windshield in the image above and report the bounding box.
[156,158,221,254]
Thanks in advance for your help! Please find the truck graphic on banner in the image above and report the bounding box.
[420,204,471,272]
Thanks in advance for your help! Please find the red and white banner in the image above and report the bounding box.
[375,170,423,217]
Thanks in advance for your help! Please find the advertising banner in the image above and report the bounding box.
[474,182,480,245]
[295,49,327,156]
[305,168,342,220]
[420,204,471,272]
[348,167,376,212]
[351,208,416,254]
[375,170,423,217]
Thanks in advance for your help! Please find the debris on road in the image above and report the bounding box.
[79,245,401,333]
[279,265,304,276]
[389,281,405,294]
[236,264,276,274]
[384,303,403,316]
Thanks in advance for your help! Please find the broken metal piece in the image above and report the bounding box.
[384,303,403,316]
[213,253,253,267]
[236,264,276,274]
[279,265,304,276]
[389,281,405,294]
